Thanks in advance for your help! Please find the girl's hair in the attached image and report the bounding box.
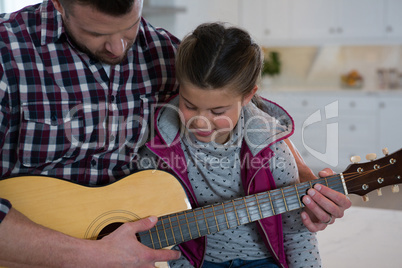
[176,22,263,103]
[58,0,135,16]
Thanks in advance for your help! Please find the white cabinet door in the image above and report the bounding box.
[384,0,402,38]
[174,0,240,39]
[290,0,338,40]
[337,0,384,39]
[291,0,384,41]
[239,0,290,43]
[378,97,402,153]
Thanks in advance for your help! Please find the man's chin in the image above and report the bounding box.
[99,56,125,65]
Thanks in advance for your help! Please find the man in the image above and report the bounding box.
[0,0,351,267]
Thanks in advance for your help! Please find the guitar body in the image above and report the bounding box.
[0,170,191,240]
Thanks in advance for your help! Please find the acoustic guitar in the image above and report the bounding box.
[0,148,401,265]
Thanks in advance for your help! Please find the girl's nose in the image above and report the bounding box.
[192,115,210,130]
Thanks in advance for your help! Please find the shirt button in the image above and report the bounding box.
[91,159,96,166]
[51,113,58,126]
[110,135,115,142]
[111,95,115,102]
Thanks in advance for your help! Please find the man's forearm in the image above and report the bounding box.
[284,138,317,182]
[0,208,97,267]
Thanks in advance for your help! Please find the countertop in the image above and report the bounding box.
[317,206,402,268]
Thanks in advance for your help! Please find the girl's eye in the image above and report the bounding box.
[211,110,225,115]
[185,104,196,110]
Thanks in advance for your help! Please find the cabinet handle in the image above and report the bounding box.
[329,27,335,34]
[264,29,271,36]
[337,27,343,34]
[386,26,393,33]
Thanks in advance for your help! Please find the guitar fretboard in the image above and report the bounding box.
[138,175,345,249]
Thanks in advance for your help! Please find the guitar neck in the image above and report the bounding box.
[138,175,346,249]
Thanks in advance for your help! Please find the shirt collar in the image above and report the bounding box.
[40,0,64,46]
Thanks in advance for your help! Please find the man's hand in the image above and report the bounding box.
[0,209,181,268]
[301,168,352,232]
[284,139,352,232]
[96,216,181,267]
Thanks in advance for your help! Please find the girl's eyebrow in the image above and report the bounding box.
[181,94,230,109]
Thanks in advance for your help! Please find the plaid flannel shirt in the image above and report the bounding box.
[0,0,180,222]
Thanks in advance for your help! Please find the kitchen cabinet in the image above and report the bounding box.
[260,91,401,173]
[238,0,291,42]
[291,0,384,41]
[378,97,402,153]
[238,0,398,46]
[173,0,239,39]
[384,0,402,39]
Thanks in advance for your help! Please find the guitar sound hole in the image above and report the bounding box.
[97,222,124,240]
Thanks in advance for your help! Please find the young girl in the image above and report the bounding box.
[140,23,321,268]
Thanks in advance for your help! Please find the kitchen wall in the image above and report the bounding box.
[145,0,402,92]
[263,45,402,91]
[0,0,39,13]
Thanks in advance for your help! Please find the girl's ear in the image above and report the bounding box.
[242,85,258,106]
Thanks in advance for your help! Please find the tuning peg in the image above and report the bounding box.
[362,195,369,202]
[382,148,389,156]
[350,155,361,164]
[366,153,377,161]
[392,185,400,193]
[377,188,382,196]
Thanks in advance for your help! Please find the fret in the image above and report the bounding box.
[246,195,261,222]
[255,194,264,220]
[294,184,303,208]
[232,200,240,226]
[193,210,201,238]
[184,211,192,240]
[222,203,230,229]
[271,189,288,214]
[160,217,169,247]
[154,221,163,249]
[167,216,176,245]
[283,187,302,211]
[177,211,191,243]
[243,197,251,222]
[324,177,329,187]
[212,205,220,232]
[201,207,210,235]
[281,188,289,211]
[147,229,156,249]
[268,191,275,215]
[176,214,184,243]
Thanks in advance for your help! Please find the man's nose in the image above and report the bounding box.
[105,37,127,57]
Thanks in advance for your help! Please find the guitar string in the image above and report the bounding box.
[138,176,342,247]
[97,164,397,244]
[95,169,383,242]
[137,164,397,247]
[95,169,376,241]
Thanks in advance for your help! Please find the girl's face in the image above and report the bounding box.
[179,83,256,144]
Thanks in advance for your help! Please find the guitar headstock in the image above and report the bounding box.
[342,148,402,199]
